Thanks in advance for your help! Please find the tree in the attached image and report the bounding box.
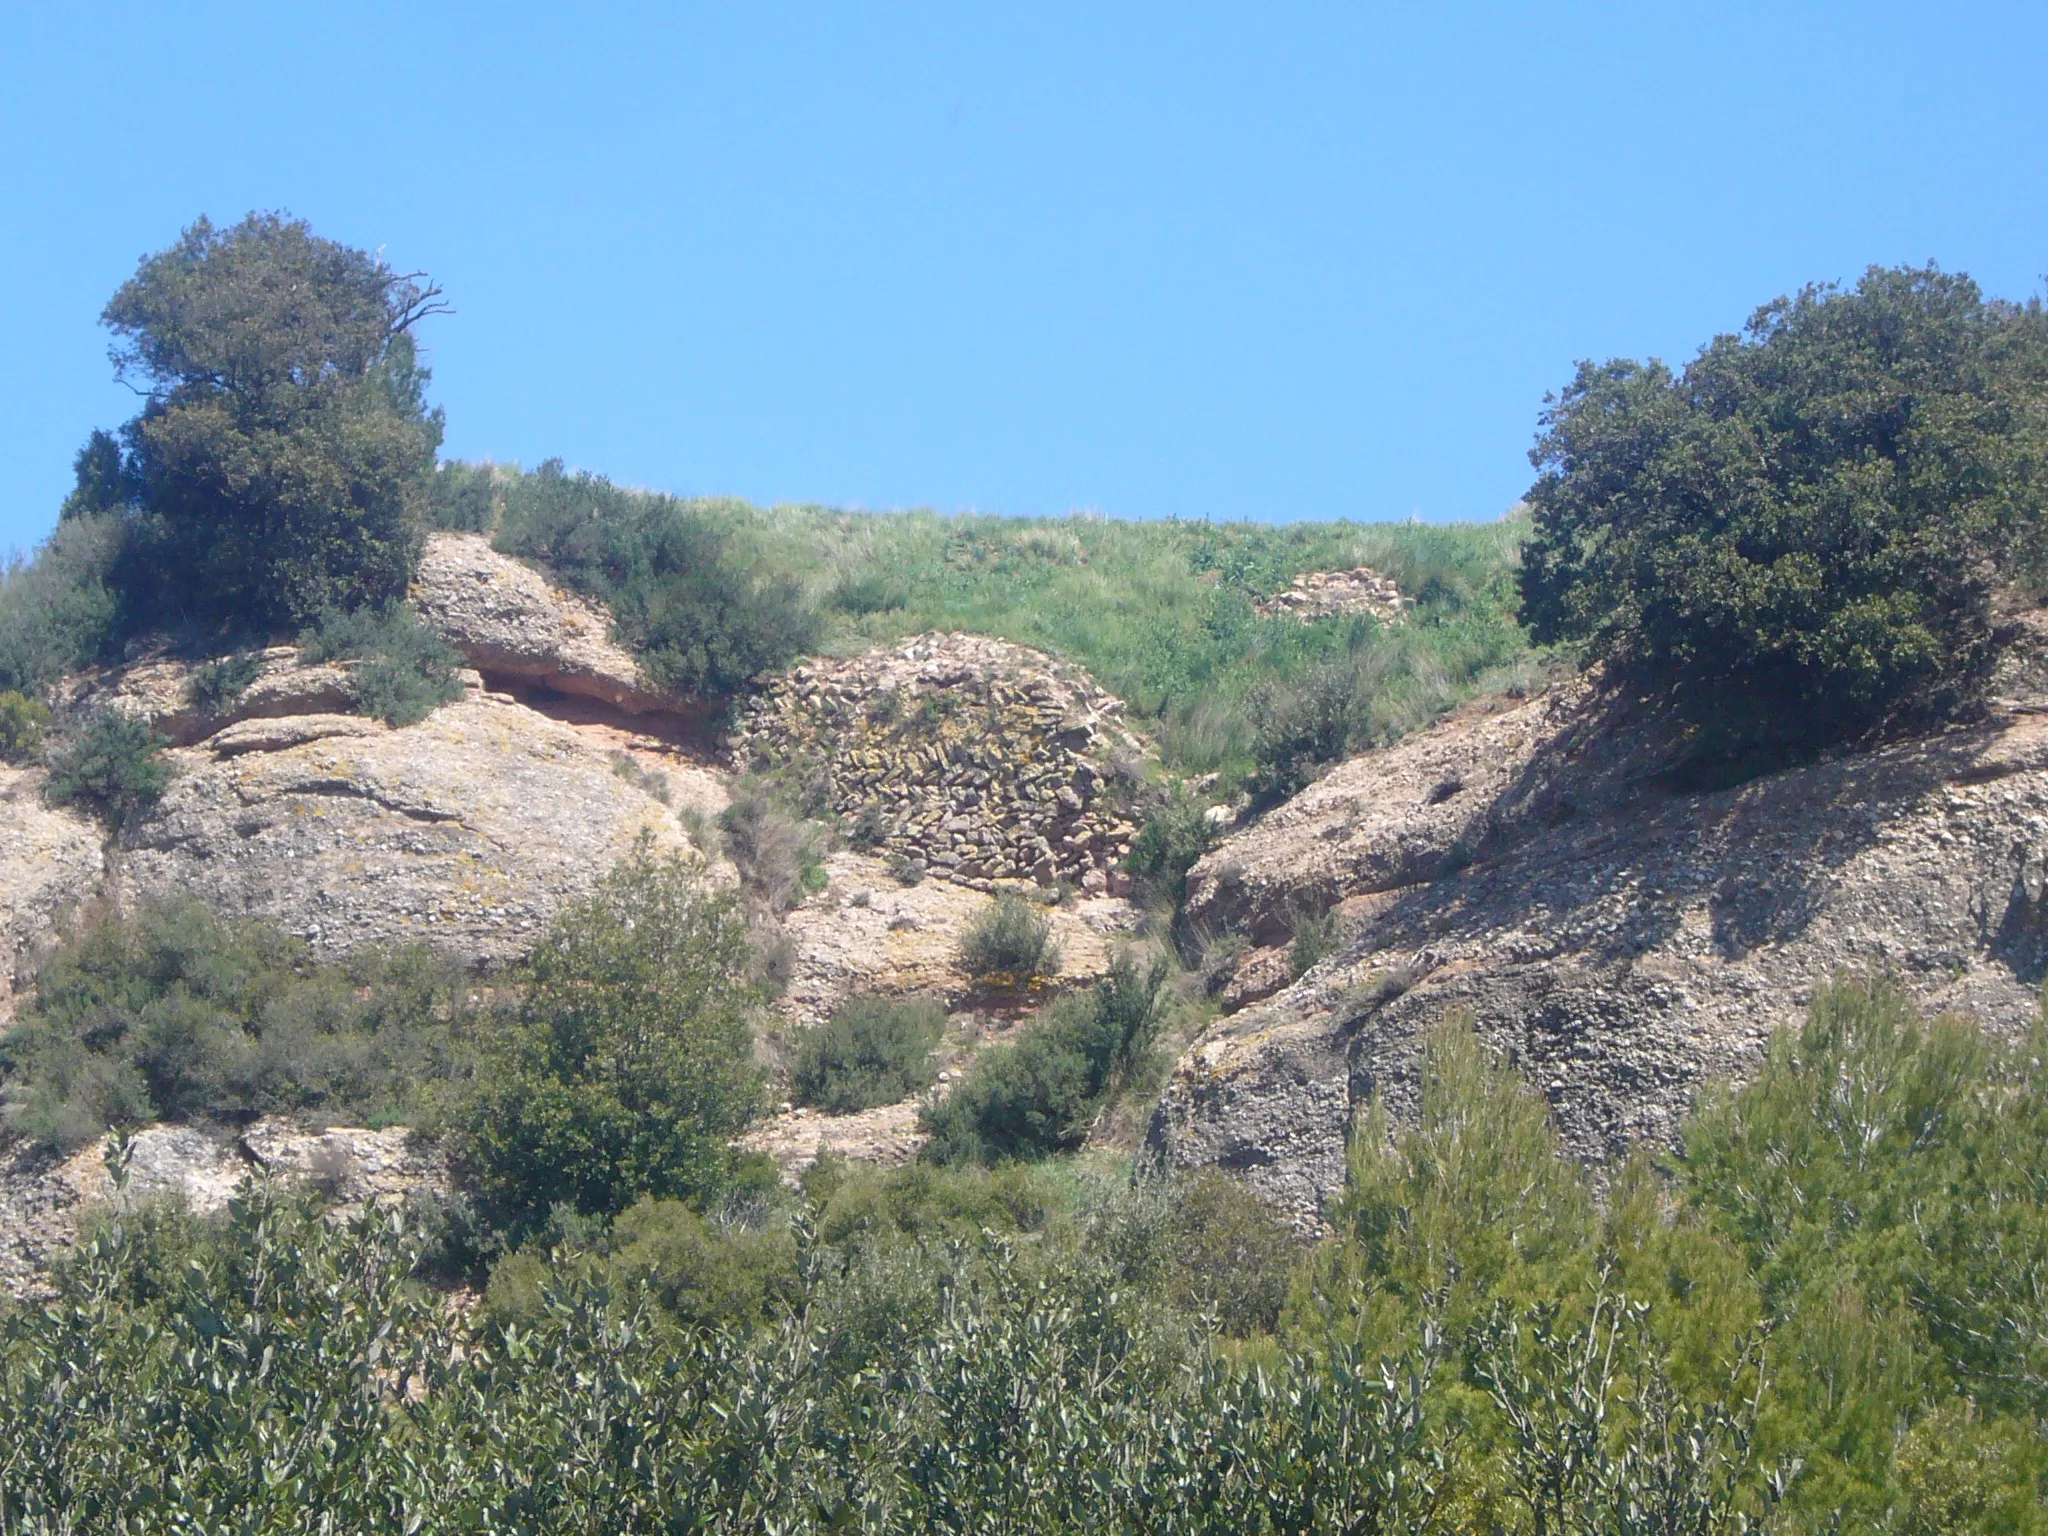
[1519,265,2048,760]
[103,212,448,631]
[455,843,766,1232]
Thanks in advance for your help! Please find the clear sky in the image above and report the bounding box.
[4,3,2046,552]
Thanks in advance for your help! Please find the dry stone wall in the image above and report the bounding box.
[732,634,1145,893]
[1255,566,1410,625]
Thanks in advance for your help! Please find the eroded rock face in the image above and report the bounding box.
[0,1121,443,1298]
[413,532,674,714]
[0,769,104,1021]
[733,634,1145,891]
[777,850,1144,1028]
[121,694,719,966]
[58,648,358,747]
[1154,622,2048,1227]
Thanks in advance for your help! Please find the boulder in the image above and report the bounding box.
[121,694,719,967]
[412,532,675,714]
[0,768,104,1020]
[1153,617,2048,1227]
[57,648,359,747]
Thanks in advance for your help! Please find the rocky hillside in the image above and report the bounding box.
[1150,614,2048,1225]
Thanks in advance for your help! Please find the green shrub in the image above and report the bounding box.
[0,690,51,763]
[1521,265,2048,763]
[186,653,264,720]
[0,898,466,1151]
[296,603,465,726]
[1289,899,1340,979]
[831,572,909,614]
[923,951,1169,1164]
[495,459,820,702]
[719,775,829,914]
[0,516,123,697]
[1090,1169,1299,1337]
[960,892,1062,984]
[1122,786,1214,909]
[425,459,503,532]
[453,844,766,1234]
[42,710,171,829]
[791,994,946,1115]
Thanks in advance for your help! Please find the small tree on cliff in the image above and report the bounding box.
[102,212,448,631]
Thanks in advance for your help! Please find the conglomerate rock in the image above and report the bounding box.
[412,532,675,714]
[0,768,103,1021]
[0,1120,443,1299]
[120,693,720,967]
[732,634,1146,892]
[1152,616,2048,1227]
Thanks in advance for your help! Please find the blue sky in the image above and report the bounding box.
[4,3,2046,552]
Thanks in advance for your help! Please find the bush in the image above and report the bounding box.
[1122,786,1214,909]
[791,994,946,1115]
[0,899,466,1151]
[42,710,171,829]
[296,604,464,726]
[923,950,1169,1164]
[719,776,829,914]
[1521,265,2048,762]
[1289,899,1340,979]
[453,843,766,1234]
[0,690,51,763]
[0,516,123,697]
[425,459,502,533]
[494,460,820,702]
[186,653,264,720]
[960,892,1063,984]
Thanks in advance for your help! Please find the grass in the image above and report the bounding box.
[440,463,1535,781]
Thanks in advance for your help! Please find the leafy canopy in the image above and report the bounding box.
[454,842,766,1232]
[1520,265,2048,757]
[104,212,447,631]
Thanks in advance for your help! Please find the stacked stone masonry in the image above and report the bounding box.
[733,634,1145,893]
[1254,566,1411,625]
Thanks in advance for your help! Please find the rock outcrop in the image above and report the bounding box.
[777,850,1143,1028]
[121,693,722,967]
[732,634,1145,892]
[58,647,358,747]
[1153,619,2048,1226]
[1254,567,1410,625]
[0,769,103,1021]
[412,533,675,715]
[0,1121,443,1298]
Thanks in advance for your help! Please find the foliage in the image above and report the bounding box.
[0,898,467,1151]
[0,1178,1798,1534]
[296,602,465,726]
[1289,898,1341,979]
[455,464,1533,779]
[494,459,820,702]
[452,844,766,1234]
[1520,265,2048,761]
[0,690,50,763]
[185,652,264,720]
[425,458,504,532]
[718,774,829,914]
[104,212,446,632]
[923,951,1170,1164]
[41,709,171,830]
[1122,784,1215,909]
[791,993,947,1115]
[959,892,1063,983]
[0,515,123,697]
